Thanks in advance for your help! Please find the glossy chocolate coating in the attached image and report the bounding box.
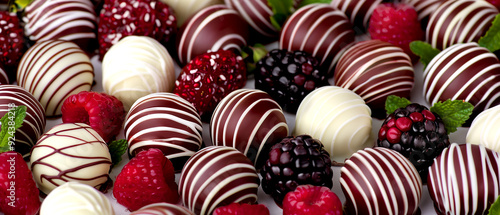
[0,67,8,84]
[131,203,194,215]
[397,0,447,21]
[225,0,278,38]
[330,0,382,31]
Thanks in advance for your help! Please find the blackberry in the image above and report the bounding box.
[255,49,328,113]
[260,135,333,205]
[377,103,450,182]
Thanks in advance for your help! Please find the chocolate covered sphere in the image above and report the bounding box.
[131,203,194,215]
[125,92,203,171]
[334,40,414,118]
[176,5,249,65]
[280,3,355,73]
[467,105,500,153]
[428,143,500,215]
[330,0,382,31]
[423,42,500,119]
[210,89,289,167]
[426,0,498,50]
[340,147,422,215]
[0,67,8,84]
[17,40,94,116]
[225,0,278,38]
[30,123,112,195]
[0,85,46,158]
[179,146,259,215]
[160,0,222,27]
[396,0,446,21]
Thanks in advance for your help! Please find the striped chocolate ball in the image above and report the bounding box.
[176,5,249,65]
[17,40,94,116]
[467,104,500,153]
[23,0,97,51]
[428,143,500,215]
[131,203,194,215]
[426,0,498,50]
[340,147,422,215]
[334,40,414,118]
[330,0,382,31]
[0,85,45,158]
[210,89,289,168]
[279,3,355,73]
[125,92,203,171]
[179,146,259,215]
[423,42,500,118]
[159,0,223,27]
[0,67,8,84]
[225,0,278,38]
[396,0,447,21]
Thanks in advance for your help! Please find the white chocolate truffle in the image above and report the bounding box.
[294,86,373,163]
[40,182,114,215]
[131,203,194,215]
[30,123,112,195]
[17,40,94,116]
[160,0,223,27]
[102,36,176,111]
[467,105,500,153]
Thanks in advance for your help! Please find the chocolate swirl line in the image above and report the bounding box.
[225,0,277,38]
[330,0,382,28]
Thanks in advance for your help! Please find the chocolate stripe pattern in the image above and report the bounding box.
[330,0,382,29]
[279,3,355,74]
[423,42,500,115]
[131,203,194,215]
[159,0,222,27]
[426,0,498,50]
[179,146,259,215]
[30,123,112,195]
[225,0,278,38]
[125,92,203,171]
[0,85,46,158]
[467,105,500,153]
[396,0,446,21]
[17,40,94,116]
[335,40,414,117]
[340,147,422,215]
[0,67,8,84]
[427,143,500,215]
[210,89,289,167]
[176,5,249,65]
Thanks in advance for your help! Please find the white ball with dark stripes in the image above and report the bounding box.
[467,104,500,153]
[131,202,194,215]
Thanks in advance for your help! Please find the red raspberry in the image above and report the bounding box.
[213,203,270,215]
[0,11,25,77]
[174,50,247,118]
[368,3,424,64]
[97,0,177,59]
[0,151,41,215]
[282,185,342,215]
[61,91,125,143]
[113,148,179,211]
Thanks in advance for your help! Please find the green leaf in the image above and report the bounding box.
[385,95,412,115]
[8,0,33,13]
[108,139,128,169]
[410,41,441,68]
[242,44,269,75]
[298,0,333,8]
[478,13,500,53]
[268,0,294,31]
[489,195,500,215]
[430,99,474,134]
[0,105,27,153]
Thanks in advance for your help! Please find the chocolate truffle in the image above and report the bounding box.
[334,40,414,118]
[294,86,373,164]
[30,123,112,195]
[40,182,114,215]
[340,147,422,215]
[467,104,500,153]
[131,203,194,215]
[225,0,278,38]
[426,0,498,50]
[17,40,94,116]
[102,36,176,111]
[427,143,500,215]
[330,0,382,31]
[0,67,8,84]
[125,92,203,171]
[279,3,355,73]
[210,89,289,167]
[423,42,500,119]
[176,5,249,65]
[160,0,222,27]
[23,0,97,51]
[396,0,446,21]
[179,146,259,215]
[0,85,46,158]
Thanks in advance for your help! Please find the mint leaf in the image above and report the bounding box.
[108,139,128,169]
[268,0,294,31]
[9,0,34,12]
[385,95,412,115]
[0,105,27,153]
[410,41,440,68]
[479,14,500,53]
[299,0,332,7]
[430,99,474,134]
[242,44,268,75]
[489,195,500,215]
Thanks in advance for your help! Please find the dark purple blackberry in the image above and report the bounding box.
[260,135,333,205]
[255,49,328,113]
[377,103,450,182]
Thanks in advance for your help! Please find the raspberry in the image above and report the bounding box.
[0,11,25,79]
[260,135,333,205]
[368,3,424,64]
[61,91,125,143]
[213,203,270,215]
[98,0,177,59]
[255,49,328,113]
[174,50,247,118]
[0,151,41,215]
[113,148,179,211]
[377,103,450,182]
[283,185,342,215]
